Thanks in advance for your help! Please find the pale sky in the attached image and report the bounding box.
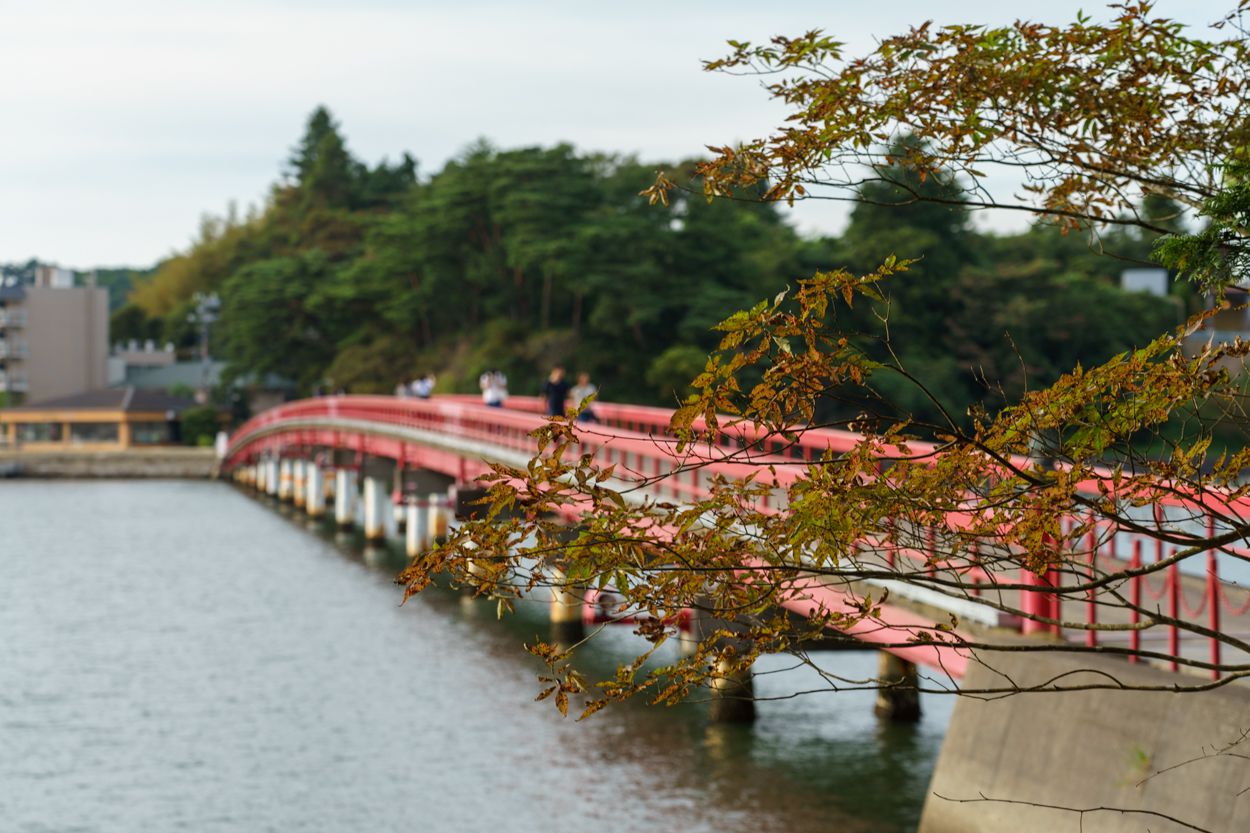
[0,0,1236,269]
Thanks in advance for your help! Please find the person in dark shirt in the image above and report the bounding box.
[542,366,570,416]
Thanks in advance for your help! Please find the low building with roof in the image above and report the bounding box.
[0,386,194,451]
[119,359,294,413]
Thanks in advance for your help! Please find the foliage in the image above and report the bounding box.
[179,405,219,446]
[669,1,1250,295]
[645,345,708,402]
[109,303,163,345]
[398,2,1250,731]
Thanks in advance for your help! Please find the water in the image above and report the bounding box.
[0,480,952,832]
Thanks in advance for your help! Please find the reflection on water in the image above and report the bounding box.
[0,480,951,832]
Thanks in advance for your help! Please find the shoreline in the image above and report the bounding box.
[0,447,217,479]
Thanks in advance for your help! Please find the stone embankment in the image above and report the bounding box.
[919,651,1250,833]
[0,448,216,478]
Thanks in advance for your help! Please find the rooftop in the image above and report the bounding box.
[2,386,195,413]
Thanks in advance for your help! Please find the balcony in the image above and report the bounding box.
[0,309,26,328]
[0,374,28,393]
[0,339,29,360]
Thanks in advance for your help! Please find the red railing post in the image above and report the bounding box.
[1085,517,1098,648]
[1168,552,1180,673]
[1129,539,1141,662]
[1021,531,1061,636]
[1207,515,1221,680]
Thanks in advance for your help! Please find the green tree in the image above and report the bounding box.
[221,252,336,391]
[109,303,162,345]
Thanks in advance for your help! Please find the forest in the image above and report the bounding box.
[110,106,1188,425]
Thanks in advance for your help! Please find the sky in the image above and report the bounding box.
[0,0,1237,269]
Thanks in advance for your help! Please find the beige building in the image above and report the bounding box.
[0,266,109,403]
[1,387,191,451]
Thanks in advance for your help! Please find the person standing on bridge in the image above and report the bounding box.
[411,373,435,399]
[542,366,570,417]
[569,372,598,422]
[480,369,507,407]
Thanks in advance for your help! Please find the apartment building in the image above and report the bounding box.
[0,266,109,403]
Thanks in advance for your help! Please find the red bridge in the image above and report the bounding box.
[222,394,1250,690]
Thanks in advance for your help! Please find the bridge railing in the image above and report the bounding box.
[227,394,1250,678]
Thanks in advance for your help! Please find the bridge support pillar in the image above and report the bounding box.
[334,469,356,528]
[363,475,389,542]
[874,652,921,722]
[305,464,326,518]
[278,459,293,502]
[253,462,264,492]
[292,459,306,508]
[549,566,585,643]
[405,497,431,558]
[266,458,280,498]
[709,651,755,723]
[430,496,450,543]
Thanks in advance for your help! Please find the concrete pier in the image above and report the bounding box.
[334,469,356,528]
[277,459,293,502]
[362,475,388,542]
[873,651,921,722]
[405,496,431,558]
[708,651,755,723]
[266,458,280,497]
[305,464,326,518]
[291,459,306,508]
[548,566,585,643]
[429,497,449,543]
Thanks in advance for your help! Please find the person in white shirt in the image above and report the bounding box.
[569,372,598,422]
[411,374,435,399]
[480,369,508,407]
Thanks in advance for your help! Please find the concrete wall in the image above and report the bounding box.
[919,652,1250,833]
[19,286,109,401]
[0,447,214,478]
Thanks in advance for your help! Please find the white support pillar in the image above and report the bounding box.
[874,651,921,722]
[393,492,407,529]
[405,496,432,558]
[549,566,585,643]
[429,495,450,543]
[334,469,356,528]
[292,459,306,508]
[709,652,756,723]
[266,458,280,497]
[305,465,326,518]
[363,475,389,542]
[278,459,293,501]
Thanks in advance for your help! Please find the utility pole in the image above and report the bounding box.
[188,292,220,404]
